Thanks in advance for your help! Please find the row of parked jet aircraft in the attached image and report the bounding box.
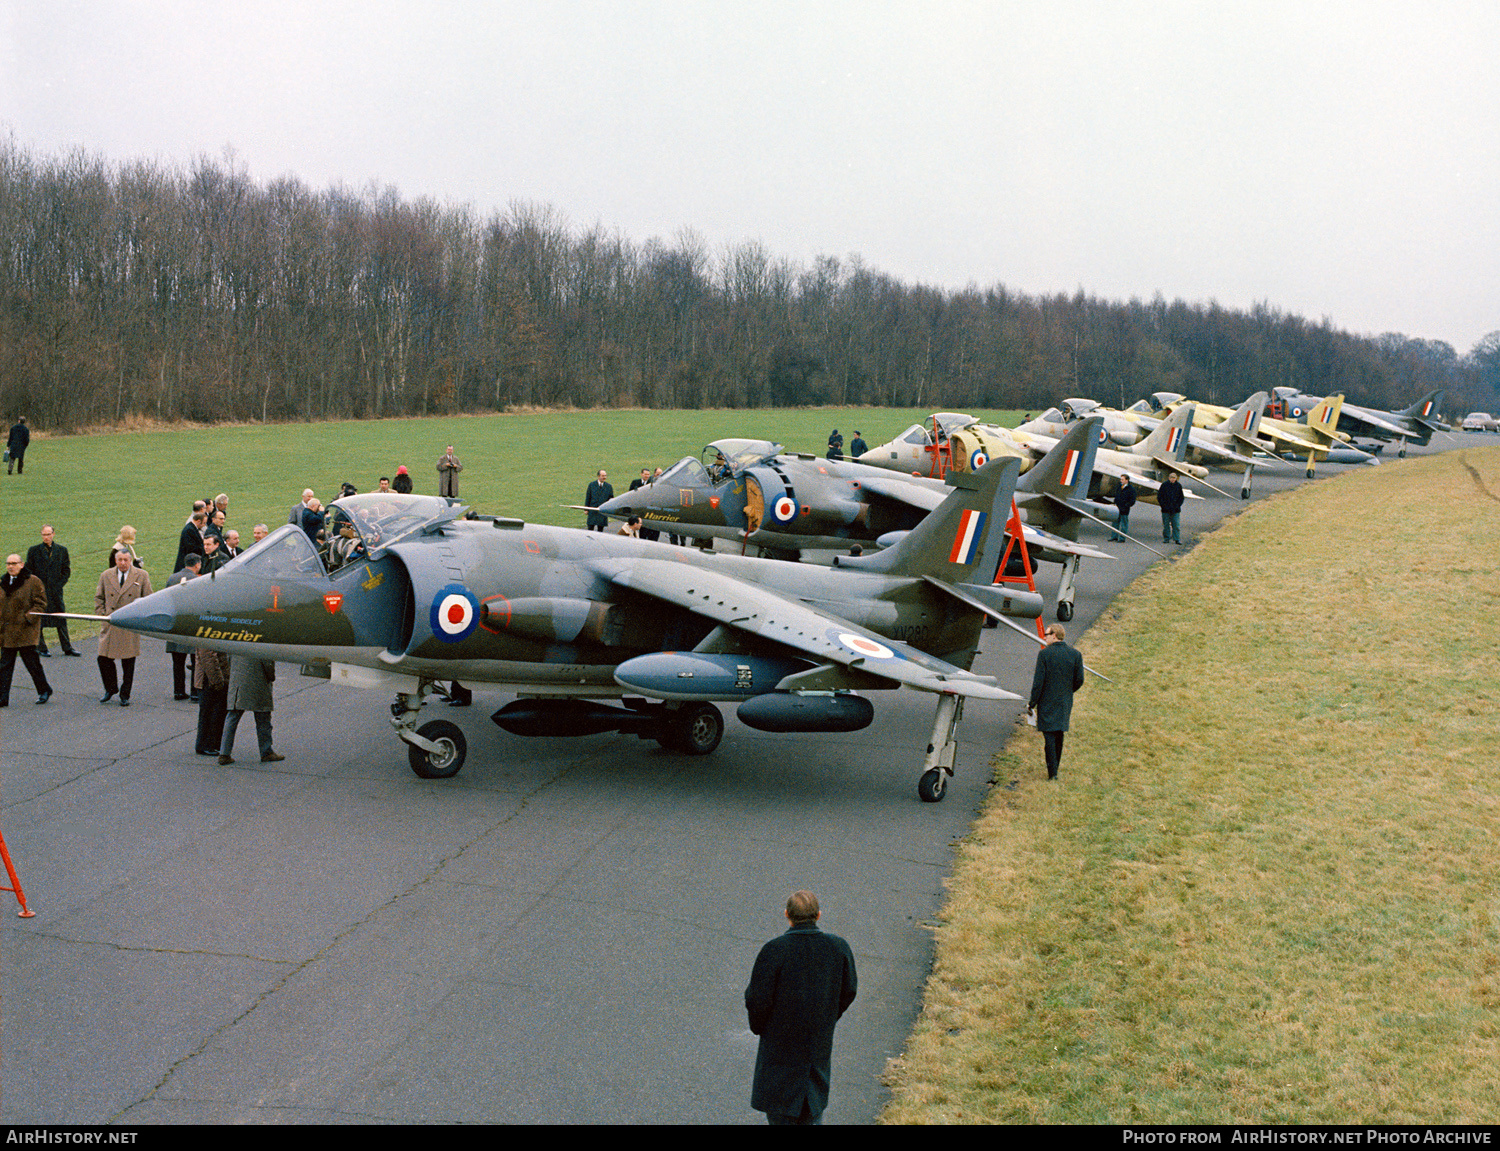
[88,386,1445,803]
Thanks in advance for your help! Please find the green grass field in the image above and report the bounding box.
[2,407,1020,640]
[2,405,1022,565]
[881,446,1500,1124]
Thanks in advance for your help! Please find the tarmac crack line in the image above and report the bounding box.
[108,742,624,1122]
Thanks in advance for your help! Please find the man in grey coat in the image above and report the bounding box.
[437,446,463,498]
[1028,622,1086,780]
[218,656,285,764]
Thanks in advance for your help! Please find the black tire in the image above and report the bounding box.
[408,719,467,779]
[670,703,724,755]
[1056,601,1073,622]
[918,769,947,803]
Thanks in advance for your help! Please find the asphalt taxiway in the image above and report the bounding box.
[0,444,1438,1123]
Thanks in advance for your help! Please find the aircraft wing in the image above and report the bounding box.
[852,474,946,512]
[1338,404,1417,441]
[1021,523,1114,560]
[593,557,1020,701]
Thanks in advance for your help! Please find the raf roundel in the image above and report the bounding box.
[771,495,799,523]
[969,448,989,470]
[430,585,480,643]
[835,632,894,660]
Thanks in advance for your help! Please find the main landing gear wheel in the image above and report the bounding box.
[408,720,468,779]
[661,702,724,755]
[918,769,947,803]
[1056,601,1073,622]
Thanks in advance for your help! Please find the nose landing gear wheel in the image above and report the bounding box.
[408,719,468,779]
[918,769,947,802]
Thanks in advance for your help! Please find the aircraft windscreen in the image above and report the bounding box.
[900,425,932,446]
[233,525,326,579]
[659,456,708,486]
[704,439,780,473]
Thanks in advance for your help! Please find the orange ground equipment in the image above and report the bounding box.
[921,415,954,479]
[0,826,36,917]
[991,497,1047,640]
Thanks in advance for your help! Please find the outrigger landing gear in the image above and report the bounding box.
[1240,463,1254,500]
[917,694,964,803]
[393,679,470,779]
[1054,553,1080,623]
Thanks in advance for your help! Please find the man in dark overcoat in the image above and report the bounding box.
[584,469,613,531]
[166,555,202,699]
[174,509,207,575]
[194,644,230,756]
[26,524,80,656]
[745,890,858,1125]
[6,416,29,474]
[1158,471,1185,545]
[1109,476,1137,541]
[1028,622,1086,780]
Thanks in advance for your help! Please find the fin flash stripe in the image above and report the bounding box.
[948,509,986,565]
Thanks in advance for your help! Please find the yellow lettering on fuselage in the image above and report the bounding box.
[195,625,265,643]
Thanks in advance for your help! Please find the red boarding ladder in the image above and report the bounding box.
[921,416,954,479]
[991,498,1046,640]
[0,826,35,917]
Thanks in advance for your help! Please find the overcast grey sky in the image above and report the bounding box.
[3,0,1496,352]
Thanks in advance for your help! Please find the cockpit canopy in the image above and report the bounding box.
[932,413,979,436]
[224,494,466,579]
[702,439,781,474]
[325,493,465,559]
[658,439,783,487]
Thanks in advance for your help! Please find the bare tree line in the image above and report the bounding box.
[2,139,1493,432]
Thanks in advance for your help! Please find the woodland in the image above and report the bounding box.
[3,141,1496,432]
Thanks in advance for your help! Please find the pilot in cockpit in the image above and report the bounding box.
[327,518,366,570]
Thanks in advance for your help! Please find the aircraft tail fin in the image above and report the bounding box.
[1217,391,1266,438]
[1303,394,1347,444]
[833,456,1021,582]
[1401,390,1443,420]
[1017,416,1103,501]
[1137,403,1195,462]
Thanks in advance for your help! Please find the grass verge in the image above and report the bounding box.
[881,446,1500,1124]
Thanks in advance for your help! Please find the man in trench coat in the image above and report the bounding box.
[95,549,153,705]
[437,446,463,498]
[745,890,858,1124]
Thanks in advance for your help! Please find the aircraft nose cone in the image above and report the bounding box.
[108,595,176,635]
